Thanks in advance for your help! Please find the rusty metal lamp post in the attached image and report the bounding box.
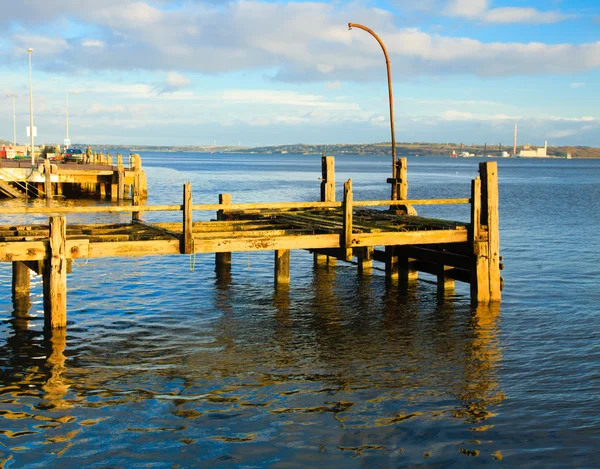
[348,23,398,200]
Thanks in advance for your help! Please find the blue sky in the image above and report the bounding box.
[1,0,598,147]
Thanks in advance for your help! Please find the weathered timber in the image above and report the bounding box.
[43,217,67,329]
[216,194,233,272]
[321,156,335,203]
[274,249,290,285]
[342,179,353,261]
[357,246,373,275]
[480,162,501,301]
[183,183,193,254]
[44,159,53,200]
[12,261,30,301]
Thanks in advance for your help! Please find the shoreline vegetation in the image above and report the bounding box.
[2,139,599,158]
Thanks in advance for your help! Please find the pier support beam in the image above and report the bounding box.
[44,159,53,200]
[182,182,193,254]
[12,261,30,300]
[470,162,501,304]
[43,216,67,329]
[215,194,232,275]
[385,246,399,281]
[274,249,290,285]
[357,246,373,275]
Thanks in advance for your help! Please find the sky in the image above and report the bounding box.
[0,0,599,147]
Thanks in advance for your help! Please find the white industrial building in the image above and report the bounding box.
[519,141,548,158]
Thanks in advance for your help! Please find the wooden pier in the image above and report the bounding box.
[0,158,502,331]
[0,154,147,201]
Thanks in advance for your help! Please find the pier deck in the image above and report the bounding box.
[0,157,502,331]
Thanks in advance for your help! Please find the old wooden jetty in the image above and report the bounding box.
[0,154,147,200]
[0,157,502,330]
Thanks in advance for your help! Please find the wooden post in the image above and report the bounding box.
[316,155,336,266]
[216,194,232,272]
[398,252,418,284]
[132,172,141,221]
[274,249,290,285]
[470,176,490,303]
[44,158,52,200]
[12,261,30,301]
[99,183,106,198]
[357,246,373,275]
[43,216,67,329]
[437,265,455,293]
[342,179,353,261]
[182,182,193,254]
[320,155,335,202]
[117,170,125,201]
[392,158,417,215]
[385,246,399,281]
[480,162,501,301]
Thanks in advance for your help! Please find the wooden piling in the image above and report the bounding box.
[470,176,490,303]
[357,246,373,275]
[437,264,455,293]
[342,179,353,261]
[43,216,67,329]
[215,194,232,272]
[320,156,335,202]
[44,159,53,200]
[480,162,501,301]
[385,246,399,281]
[316,155,336,266]
[182,182,193,254]
[12,261,30,301]
[274,249,290,285]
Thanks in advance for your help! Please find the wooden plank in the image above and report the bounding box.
[351,229,468,247]
[182,182,193,254]
[274,249,290,285]
[0,205,181,215]
[43,217,67,329]
[87,240,181,258]
[354,198,470,207]
[194,234,340,254]
[0,239,89,261]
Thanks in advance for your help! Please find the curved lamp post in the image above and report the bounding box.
[6,94,16,146]
[348,23,398,199]
[66,91,79,147]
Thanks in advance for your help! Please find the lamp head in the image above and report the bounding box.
[28,48,33,52]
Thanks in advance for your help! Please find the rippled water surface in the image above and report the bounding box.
[0,154,599,468]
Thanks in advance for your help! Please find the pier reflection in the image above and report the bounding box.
[0,269,504,465]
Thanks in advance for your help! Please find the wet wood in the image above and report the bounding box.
[44,159,53,200]
[274,249,290,285]
[357,246,373,275]
[342,179,353,261]
[216,193,233,271]
[480,162,501,301]
[43,217,67,329]
[12,261,30,301]
[321,156,335,202]
[182,183,193,254]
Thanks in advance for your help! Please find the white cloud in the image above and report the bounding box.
[326,81,341,89]
[445,0,489,18]
[483,7,573,24]
[1,1,596,80]
[82,39,105,48]
[159,72,191,94]
[444,0,572,24]
[570,82,585,88]
[221,89,359,110]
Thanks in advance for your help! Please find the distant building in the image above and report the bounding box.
[519,141,547,158]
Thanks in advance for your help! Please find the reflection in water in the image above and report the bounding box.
[0,263,504,467]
